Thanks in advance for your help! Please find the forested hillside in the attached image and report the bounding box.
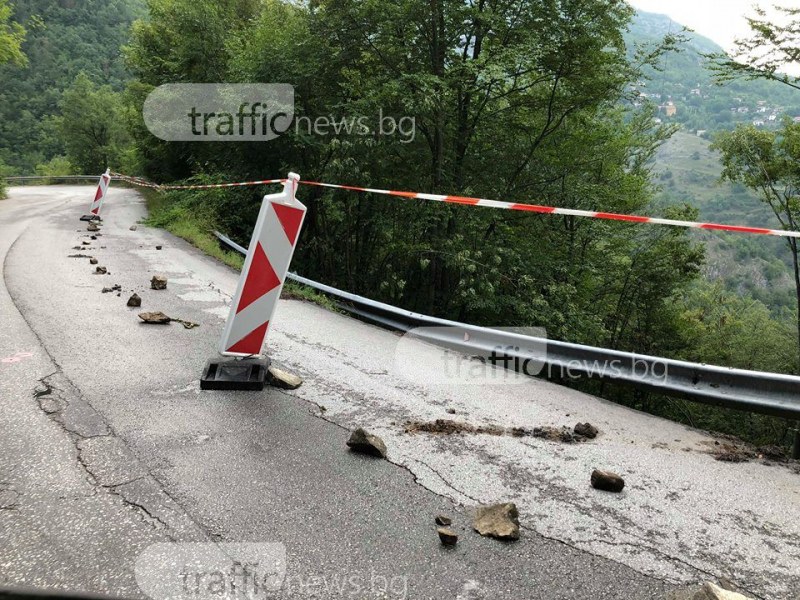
[0,0,144,173]
[625,11,800,134]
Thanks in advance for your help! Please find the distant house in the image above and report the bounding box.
[690,88,701,96]
[757,100,767,106]
[661,101,677,117]
[653,117,663,124]
[794,116,800,123]
[768,114,777,122]
[696,130,708,137]
[757,106,768,113]
[737,107,749,114]
[753,120,765,127]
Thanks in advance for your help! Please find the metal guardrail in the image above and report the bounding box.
[4,175,99,181]
[213,230,800,423]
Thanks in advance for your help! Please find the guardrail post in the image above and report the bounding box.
[793,428,800,460]
[201,172,306,390]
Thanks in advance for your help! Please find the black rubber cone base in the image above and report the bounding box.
[79,214,102,222]
[200,357,270,391]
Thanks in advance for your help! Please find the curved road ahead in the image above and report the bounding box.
[1,186,798,599]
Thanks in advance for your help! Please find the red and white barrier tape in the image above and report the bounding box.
[300,181,800,239]
[110,172,800,239]
[111,172,283,190]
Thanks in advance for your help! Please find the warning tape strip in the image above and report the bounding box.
[111,172,284,190]
[110,172,800,238]
[300,181,800,238]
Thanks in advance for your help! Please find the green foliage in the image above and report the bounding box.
[0,0,25,66]
[34,154,73,179]
[58,72,130,173]
[708,5,800,93]
[0,0,144,172]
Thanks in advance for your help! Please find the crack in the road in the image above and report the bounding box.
[279,378,776,597]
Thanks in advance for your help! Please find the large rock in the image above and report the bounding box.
[151,275,167,290]
[346,428,387,458]
[138,311,171,324]
[473,503,520,540]
[590,469,625,493]
[267,366,303,390]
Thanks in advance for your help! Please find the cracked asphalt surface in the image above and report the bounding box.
[0,185,798,600]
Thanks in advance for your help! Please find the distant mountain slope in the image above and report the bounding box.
[654,131,795,309]
[0,0,146,172]
[626,11,800,133]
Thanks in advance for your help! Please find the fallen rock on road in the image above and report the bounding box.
[127,293,141,307]
[138,311,171,324]
[151,275,167,290]
[437,527,458,546]
[346,428,387,458]
[473,503,520,541]
[590,469,625,493]
[574,422,599,439]
[267,366,303,390]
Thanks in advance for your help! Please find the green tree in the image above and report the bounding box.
[713,123,800,369]
[709,4,800,92]
[0,0,25,66]
[58,72,130,173]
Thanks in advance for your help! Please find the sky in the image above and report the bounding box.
[627,0,799,75]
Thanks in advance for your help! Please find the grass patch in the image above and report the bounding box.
[138,186,336,310]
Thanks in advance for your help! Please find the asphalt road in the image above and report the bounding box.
[0,185,798,600]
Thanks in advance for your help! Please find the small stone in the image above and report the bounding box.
[267,366,303,390]
[702,582,754,600]
[346,428,387,458]
[95,266,107,275]
[127,293,142,307]
[156,245,163,250]
[437,527,458,546]
[435,515,452,526]
[81,240,90,245]
[574,422,599,439]
[590,469,625,493]
[89,258,98,265]
[445,407,456,414]
[130,225,137,231]
[151,275,167,290]
[90,235,97,240]
[473,503,520,540]
[138,311,171,324]
[87,222,99,232]
[172,318,200,329]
